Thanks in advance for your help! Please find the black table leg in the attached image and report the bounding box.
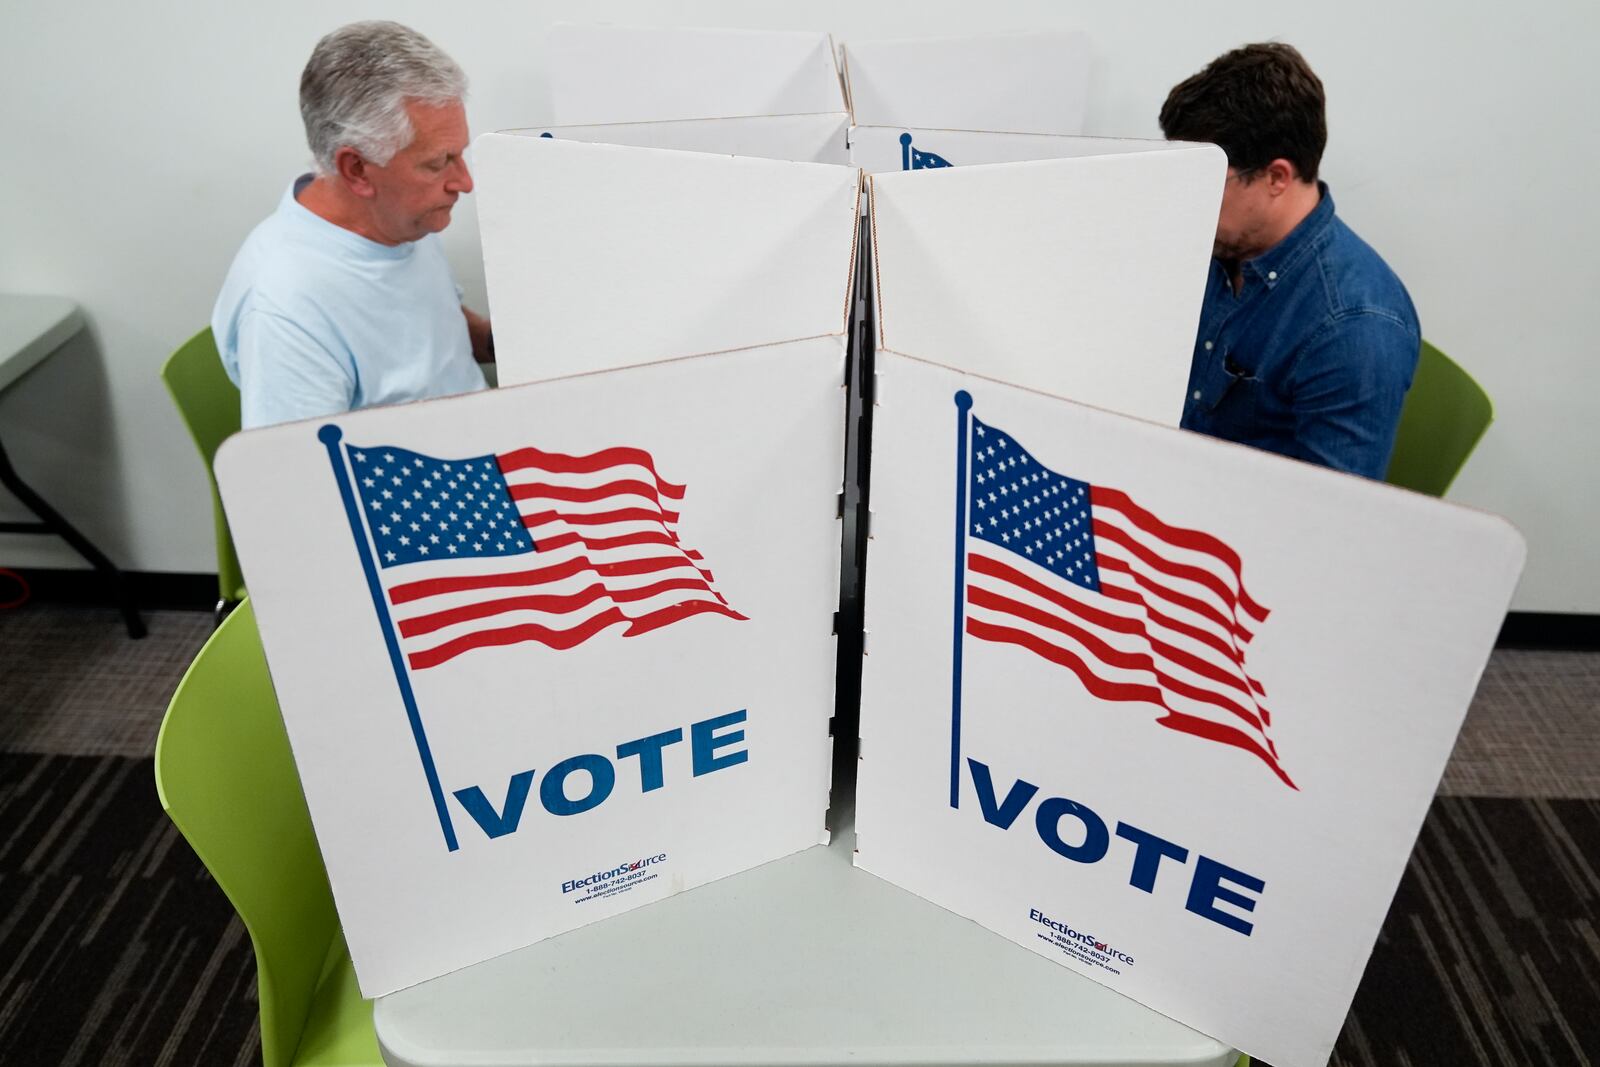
[0,432,145,638]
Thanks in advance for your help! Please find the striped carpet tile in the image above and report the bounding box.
[1325,794,1600,1067]
[0,753,259,1067]
[2,751,1598,1066]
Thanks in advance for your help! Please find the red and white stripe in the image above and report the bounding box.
[966,485,1294,789]
[385,445,744,670]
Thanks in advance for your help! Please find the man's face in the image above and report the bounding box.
[363,99,473,244]
[1212,167,1272,261]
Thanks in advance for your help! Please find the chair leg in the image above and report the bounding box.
[0,432,145,638]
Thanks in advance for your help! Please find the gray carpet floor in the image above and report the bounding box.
[1,602,1597,1066]
[5,603,1596,795]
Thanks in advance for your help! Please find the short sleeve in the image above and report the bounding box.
[235,309,356,429]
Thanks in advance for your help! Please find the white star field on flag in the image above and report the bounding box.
[968,418,1100,589]
[350,447,535,568]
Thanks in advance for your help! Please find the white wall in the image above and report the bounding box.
[2,0,1594,613]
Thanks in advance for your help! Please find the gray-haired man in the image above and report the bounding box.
[214,21,491,429]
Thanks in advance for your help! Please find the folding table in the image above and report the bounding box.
[374,799,1239,1067]
[0,294,143,636]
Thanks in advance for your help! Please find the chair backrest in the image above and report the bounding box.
[1384,340,1494,497]
[160,327,246,600]
[155,600,338,1067]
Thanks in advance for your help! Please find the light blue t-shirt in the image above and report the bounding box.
[213,175,486,429]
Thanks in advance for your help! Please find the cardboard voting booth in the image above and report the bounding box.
[504,24,1212,418]
[529,34,1105,173]
[841,31,1092,136]
[544,24,1095,142]
[539,25,853,166]
[848,127,1176,173]
[867,142,1223,422]
[546,25,848,127]
[215,340,847,996]
[853,352,1525,1067]
[506,116,851,165]
[475,133,860,385]
[532,25,1093,169]
[214,25,1527,1066]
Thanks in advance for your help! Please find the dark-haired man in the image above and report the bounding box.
[1161,43,1419,480]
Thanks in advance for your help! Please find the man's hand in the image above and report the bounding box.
[462,305,494,363]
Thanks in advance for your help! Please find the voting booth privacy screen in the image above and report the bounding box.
[214,24,1528,1067]
[867,142,1223,422]
[215,340,845,996]
[855,353,1525,1067]
[841,31,1092,136]
[545,25,847,127]
[475,132,860,386]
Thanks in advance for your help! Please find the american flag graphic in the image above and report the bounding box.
[962,414,1294,789]
[899,132,953,171]
[346,441,745,671]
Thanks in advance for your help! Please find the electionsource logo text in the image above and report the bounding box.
[1030,908,1134,965]
[562,854,667,894]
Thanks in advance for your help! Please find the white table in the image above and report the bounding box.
[0,294,85,393]
[375,803,1239,1067]
[0,293,144,636]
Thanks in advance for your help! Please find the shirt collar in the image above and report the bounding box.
[281,173,415,261]
[1240,181,1335,291]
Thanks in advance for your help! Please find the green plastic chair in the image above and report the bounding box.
[160,327,246,613]
[155,600,381,1067]
[1384,340,1493,497]
[154,602,1251,1067]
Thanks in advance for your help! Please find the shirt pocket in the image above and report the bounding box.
[1196,352,1264,438]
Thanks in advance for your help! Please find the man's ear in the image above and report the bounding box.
[333,146,378,199]
[1263,158,1299,195]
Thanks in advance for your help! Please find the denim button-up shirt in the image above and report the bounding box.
[1180,184,1420,479]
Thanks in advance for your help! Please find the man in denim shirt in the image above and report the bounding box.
[1161,44,1419,479]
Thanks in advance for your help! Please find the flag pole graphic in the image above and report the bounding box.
[950,390,973,809]
[318,424,460,852]
[900,132,913,171]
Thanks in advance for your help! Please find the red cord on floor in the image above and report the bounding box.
[0,568,30,610]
